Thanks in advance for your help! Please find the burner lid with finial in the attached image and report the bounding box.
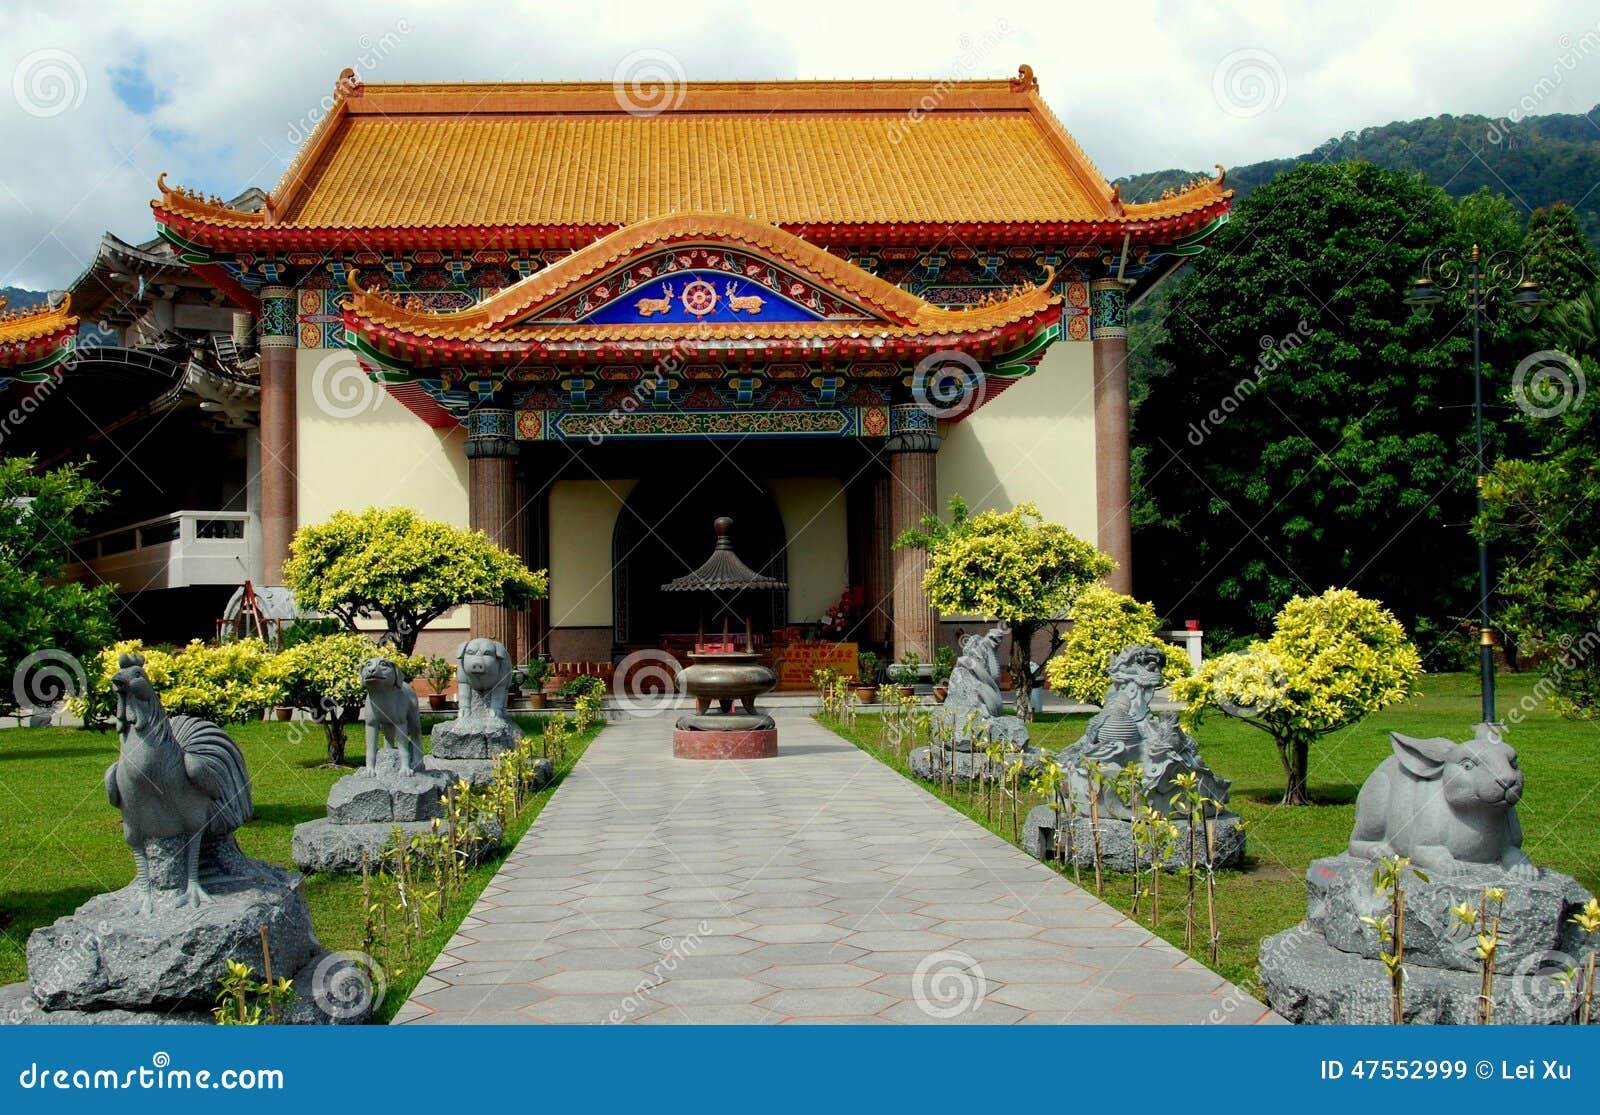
[660,516,788,593]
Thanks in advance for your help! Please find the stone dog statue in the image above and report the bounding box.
[359,656,422,774]
[453,637,516,722]
[1348,729,1537,879]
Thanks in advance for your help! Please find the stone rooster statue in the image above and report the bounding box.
[103,653,254,913]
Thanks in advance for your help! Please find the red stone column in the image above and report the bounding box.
[466,405,519,657]
[1091,279,1134,594]
[887,405,940,663]
[258,286,297,584]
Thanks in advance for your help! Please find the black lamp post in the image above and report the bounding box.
[1403,245,1544,730]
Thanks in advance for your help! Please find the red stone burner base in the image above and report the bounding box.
[673,727,778,760]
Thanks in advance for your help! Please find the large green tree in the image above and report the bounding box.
[1480,362,1600,717]
[284,507,547,655]
[1524,202,1597,303]
[0,457,118,716]
[1134,162,1524,651]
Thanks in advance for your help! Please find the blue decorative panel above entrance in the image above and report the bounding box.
[579,271,827,325]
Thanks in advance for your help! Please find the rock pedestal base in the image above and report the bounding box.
[293,746,502,873]
[1262,854,1595,1024]
[0,860,370,1025]
[427,754,550,790]
[1021,805,1246,872]
[908,745,1046,784]
[430,717,522,760]
[291,815,504,874]
[673,727,778,759]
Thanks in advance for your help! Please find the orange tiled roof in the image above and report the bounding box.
[0,294,77,347]
[154,68,1231,248]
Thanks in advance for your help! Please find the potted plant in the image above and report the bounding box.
[890,650,920,698]
[931,644,955,702]
[523,658,551,710]
[419,654,454,710]
[854,651,880,703]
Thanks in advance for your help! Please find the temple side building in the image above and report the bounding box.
[15,66,1231,663]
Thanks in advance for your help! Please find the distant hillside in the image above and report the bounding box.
[0,287,46,309]
[1119,103,1600,247]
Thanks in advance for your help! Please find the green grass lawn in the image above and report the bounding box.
[0,715,601,1022]
[824,672,1600,996]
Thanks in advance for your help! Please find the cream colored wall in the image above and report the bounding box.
[295,347,471,629]
[937,341,1097,540]
[769,477,848,622]
[548,478,636,629]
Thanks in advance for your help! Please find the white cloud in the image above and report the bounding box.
[2,0,1598,288]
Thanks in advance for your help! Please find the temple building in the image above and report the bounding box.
[25,66,1232,664]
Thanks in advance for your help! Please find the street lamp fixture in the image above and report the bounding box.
[1403,244,1543,734]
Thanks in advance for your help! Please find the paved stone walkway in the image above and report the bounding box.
[396,715,1280,1024]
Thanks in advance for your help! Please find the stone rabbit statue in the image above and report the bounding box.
[1348,729,1537,879]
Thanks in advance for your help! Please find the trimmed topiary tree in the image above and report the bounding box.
[900,496,1113,720]
[82,638,282,726]
[1173,588,1421,805]
[283,507,548,655]
[270,632,412,766]
[1043,584,1190,706]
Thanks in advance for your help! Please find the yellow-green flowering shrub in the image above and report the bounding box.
[1043,584,1189,705]
[269,633,411,765]
[284,507,548,655]
[1173,587,1422,804]
[900,497,1112,720]
[80,638,282,726]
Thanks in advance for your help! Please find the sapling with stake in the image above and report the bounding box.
[1083,759,1106,896]
[1365,854,1425,1025]
[1173,772,1202,950]
[1449,886,1505,1024]
[1571,898,1600,1024]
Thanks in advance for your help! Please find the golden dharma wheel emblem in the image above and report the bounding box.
[679,278,719,317]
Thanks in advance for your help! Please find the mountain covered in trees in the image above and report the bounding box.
[0,287,45,309]
[1119,103,1600,245]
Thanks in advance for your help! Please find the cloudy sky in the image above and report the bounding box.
[3,0,1598,290]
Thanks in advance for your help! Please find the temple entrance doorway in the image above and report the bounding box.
[611,468,788,652]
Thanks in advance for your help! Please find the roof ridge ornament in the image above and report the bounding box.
[1010,64,1039,92]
